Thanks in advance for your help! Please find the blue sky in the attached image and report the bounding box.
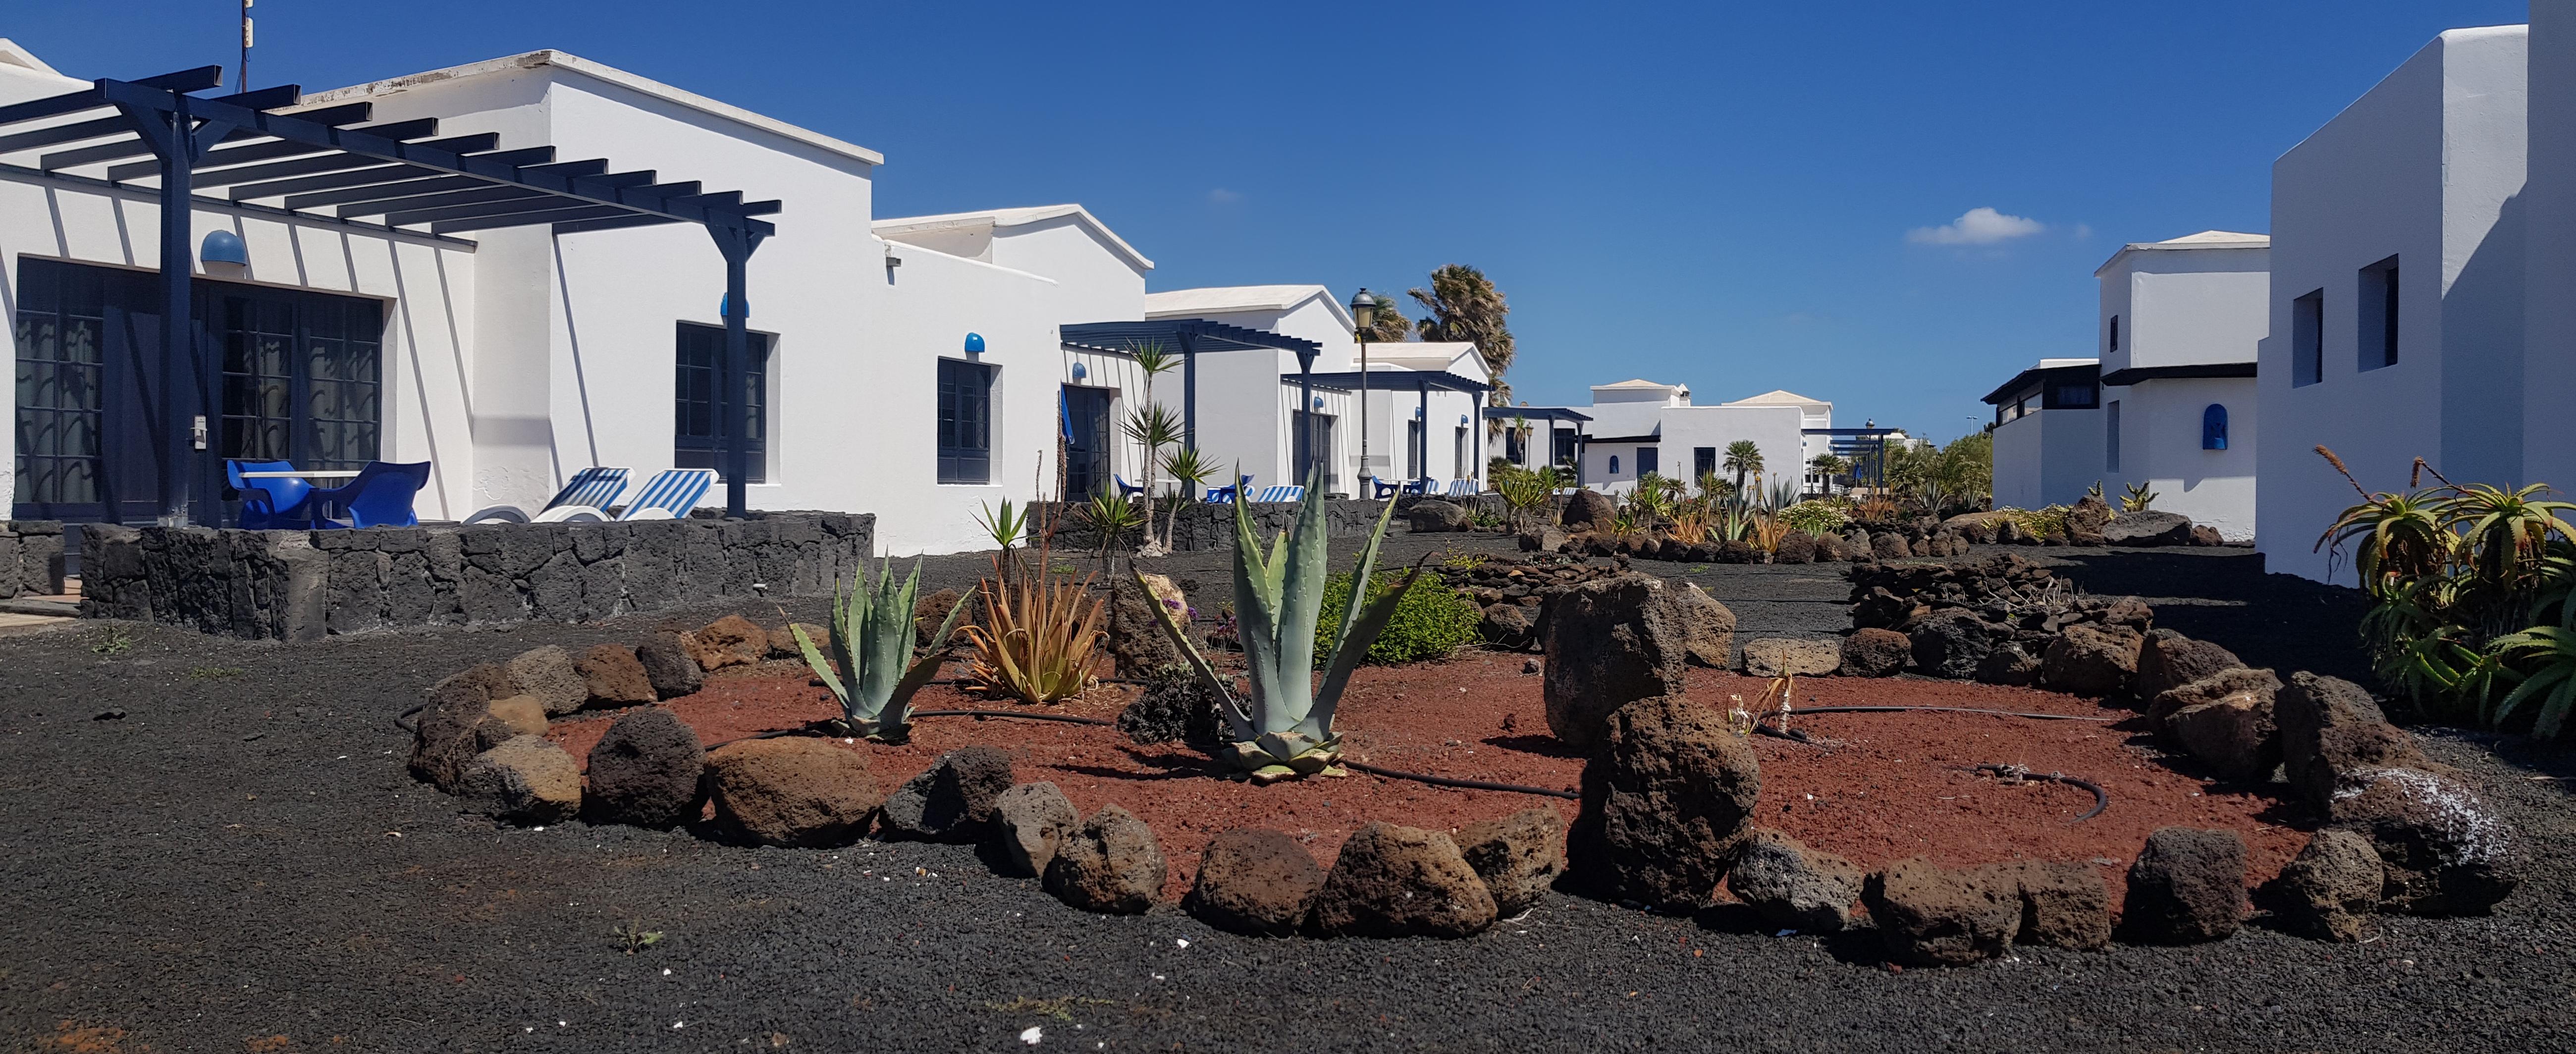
[8,1,2531,442]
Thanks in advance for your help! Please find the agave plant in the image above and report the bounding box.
[791,559,967,741]
[2439,482,2576,585]
[1136,468,1421,782]
[2485,626,2576,736]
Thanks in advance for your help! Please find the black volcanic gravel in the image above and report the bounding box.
[1,536,2571,1052]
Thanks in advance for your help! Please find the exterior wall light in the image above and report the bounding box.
[1312,396,1325,411]
[965,332,986,355]
[1070,361,1088,381]
[1459,414,1469,426]
[200,230,249,275]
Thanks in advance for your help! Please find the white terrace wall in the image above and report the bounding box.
[2112,376,2257,540]
[0,57,482,519]
[1990,408,2103,511]
[2258,26,2529,582]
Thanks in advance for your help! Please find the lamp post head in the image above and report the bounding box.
[1349,288,1377,331]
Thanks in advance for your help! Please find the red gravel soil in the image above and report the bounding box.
[545,653,2314,905]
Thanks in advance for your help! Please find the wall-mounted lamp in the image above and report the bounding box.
[1412,406,1423,420]
[1459,414,1470,426]
[1311,395,1325,411]
[200,230,249,276]
[1070,361,1088,381]
[964,332,986,355]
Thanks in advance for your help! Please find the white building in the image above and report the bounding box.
[1537,379,1804,496]
[2096,231,2267,540]
[1982,359,2104,510]
[1718,389,1834,492]
[2257,24,2530,581]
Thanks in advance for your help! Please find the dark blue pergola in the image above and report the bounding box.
[1299,369,1495,488]
[1482,405,1591,478]
[1061,319,1327,477]
[0,64,782,523]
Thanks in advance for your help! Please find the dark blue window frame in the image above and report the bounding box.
[674,322,769,483]
[938,358,994,484]
[2202,404,2229,450]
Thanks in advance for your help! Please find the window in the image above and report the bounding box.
[1453,426,1469,478]
[1608,454,1621,475]
[2360,255,2399,369]
[12,260,112,509]
[673,323,770,483]
[1293,411,1337,488]
[1694,446,1717,480]
[2202,404,2229,450]
[2049,383,2096,408]
[2105,401,2121,473]
[2292,289,2324,386]
[937,358,994,484]
[1405,420,1422,478]
[1637,445,1659,477]
[2108,315,2120,354]
[1551,429,1577,468]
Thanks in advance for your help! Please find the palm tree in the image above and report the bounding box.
[1121,341,1179,556]
[1722,440,1765,495]
[1356,293,1411,342]
[1808,453,1849,495]
[1408,264,1515,408]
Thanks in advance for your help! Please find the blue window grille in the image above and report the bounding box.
[938,358,995,483]
[2202,404,2229,450]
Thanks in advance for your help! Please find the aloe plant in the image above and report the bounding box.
[1136,467,1422,782]
[791,558,967,741]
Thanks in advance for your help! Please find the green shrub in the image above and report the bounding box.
[1315,570,1482,666]
[1780,499,1849,536]
[2006,504,2069,539]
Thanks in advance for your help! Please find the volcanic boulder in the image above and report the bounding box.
[2121,827,2248,944]
[2276,672,2432,808]
[2165,683,2281,783]
[1862,858,2022,966]
[881,746,1017,842]
[1561,489,1617,530]
[1567,695,1762,908]
[2133,631,2246,705]
[1909,608,2005,680]
[2330,767,2522,916]
[2066,495,2113,545]
[705,737,885,848]
[1725,829,1864,933]
[1045,805,1168,915]
[988,782,1081,878]
[1840,628,1911,677]
[684,614,767,672]
[633,632,704,700]
[411,663,528,791]
[2103,511,2195,546]
[1408,499,1471,533]
[1542,574,1690,750]
[1312,822,1498,938]
[2148,667,2281,735]
[576,644,658,707]
[2039,623,2145,697]
[1974,642,2043,686]
[1994,860,2112,950]
[455,735,583,825]
[1742,637,1840,678]
[582,705,707,828]
[1456,807,1567,918]
[1870,532,1911,562]
[1184,828,1327,936]
[1670,583,1738,669]
[1480,603,1536,651]
[503,645,588,717]
[2264,829,2383,942]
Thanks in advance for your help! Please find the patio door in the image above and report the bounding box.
[1061,385,1113,499]
[14,258,385,524]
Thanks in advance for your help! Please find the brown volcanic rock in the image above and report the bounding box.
[1862,857,2021,966]
[2121,827,2248,944]
[1541,574,1690,750]
[410,663,524,791]
[1311,822,1498,938]
[2264,829,2383,942]
[581,706,706,828]
[576,644,657,707]
[1566,695,1761,908]
[2276,672,2432,808]
[2133,630,2246,706]
[684,614,768,672]
[455,735,583,825]
[1184,828,1326,936]
[1045,805,1168,915]
[704,737,884,848]
[1456,807,1566,918]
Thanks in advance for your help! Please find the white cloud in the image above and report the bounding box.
[1906,207,2046,246]
[1207,188,1242,204]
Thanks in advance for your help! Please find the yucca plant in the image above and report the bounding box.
[960,568,1107,704]
[791,559,967,741]
[1078,487,1143,564]
[1667,503,1713,545]
[1135,467,1421,782]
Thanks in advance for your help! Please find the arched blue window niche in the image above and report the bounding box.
[1609,455,1622,474]
[2202,404,2229,450]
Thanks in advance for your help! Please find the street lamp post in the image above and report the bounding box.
[1350,288,1378,496]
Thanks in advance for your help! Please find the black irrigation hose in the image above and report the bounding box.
[1783,705,2115,722]
[908,708,1115,725]
[1963,763,2111,823]
[1342,759,1580,800]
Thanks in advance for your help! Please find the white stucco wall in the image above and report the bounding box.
[1989,409,2104,510]
[1579,405,1801,496]
[2106,377,2258,539]
[2528,3,2576,492]
[2259,26,2529,582]
[2105,253,2272,373]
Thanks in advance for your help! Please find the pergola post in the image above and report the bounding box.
[1295,351,1315,485]
[112,80,237,526]
[1415,381,1429,482]
[710,223,767,520]
[1178,332,1198,453]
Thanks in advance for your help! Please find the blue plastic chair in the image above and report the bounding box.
[617,468,716,521]
[1204,474,1253,504]
[310,462,431,528]
[1400,477,1433,497]
[227,459,318,529]
[1113,474,1146,498]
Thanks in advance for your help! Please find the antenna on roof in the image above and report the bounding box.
[239,0,253,90]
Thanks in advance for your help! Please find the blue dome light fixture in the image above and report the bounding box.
[199,230,249,269]
[1311,395,1325,411]
[1070,361,1088,381]
[964,332,986,355]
